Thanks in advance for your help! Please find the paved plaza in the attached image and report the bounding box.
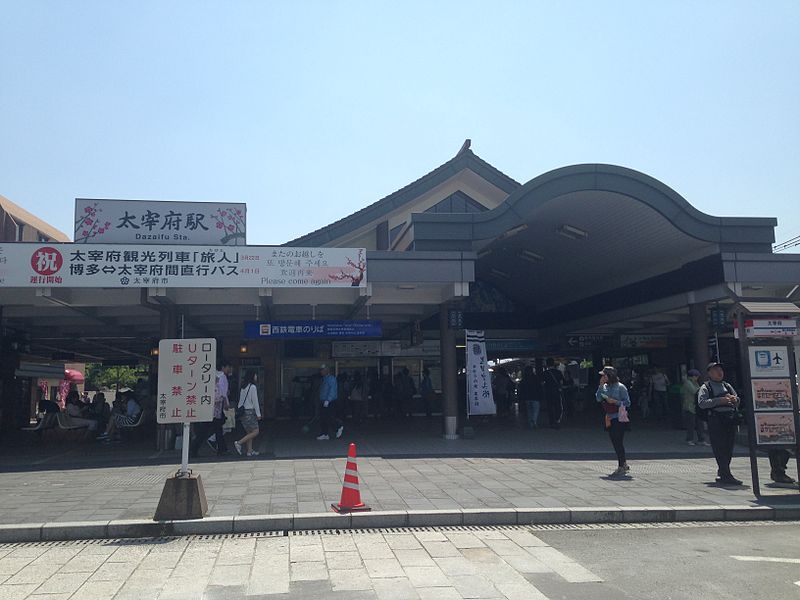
[1,420,798,525]
[0,522,798,599]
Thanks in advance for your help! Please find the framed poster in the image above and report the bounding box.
[754,412,797,445]
[748,346,791,378]
[751,379,794,411]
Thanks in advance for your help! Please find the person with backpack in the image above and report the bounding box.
[697,362,742,486]
[681,369,707,446]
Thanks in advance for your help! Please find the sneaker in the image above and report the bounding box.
[699,441,711,446]
[771,473,796,484]
[207,439,218,453]
[719,475,743,486]
[234,441,243,455]
[247,451,260,457]
[686,441,696,446]
[609,467,626,478]
[316,434,330,440]
[336,425,344,439]
[623,463,630,472]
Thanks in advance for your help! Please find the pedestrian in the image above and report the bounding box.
[650,366,670,420]
[681,369,707,446]
[349,372,367,425]
[768,449,796,485]
[596,366,631,478]
[492,367,514,417]
[519,365,541,429]
[543,358,565,429]
[190,361,232,457]
[697,362,742,486]
[419,367,435,418]
[234,370,261,457]
[397,367,416,418]
[317,365,343,440]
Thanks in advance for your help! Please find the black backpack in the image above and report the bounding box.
[696,380,735,422]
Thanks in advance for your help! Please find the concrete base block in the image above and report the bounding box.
[462,508,517,526]
[350,510,409,529]
[0,523,43,543]
[619,507,675,523]
[42,521,109,541]
[108,519,172,539]
[234,514,294,533]
[570,507,625,524]
[293,512,351,531]
[407,510,463,527]
[154,474,208,521]
[722,505,775,521]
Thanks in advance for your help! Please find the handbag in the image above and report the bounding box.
[236,385,251,420]
[618,404,630,423]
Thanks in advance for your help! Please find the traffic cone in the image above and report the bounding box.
[331,442,371,513]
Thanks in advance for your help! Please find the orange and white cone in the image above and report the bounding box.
[331,442,371,513]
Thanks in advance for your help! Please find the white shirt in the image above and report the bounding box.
[651,373,669,392]
[238,384,261,418]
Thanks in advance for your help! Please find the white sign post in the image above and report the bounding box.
[465,330,496,416]
[157,338,216,477]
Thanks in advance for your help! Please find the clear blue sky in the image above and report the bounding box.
[1,1,798,246]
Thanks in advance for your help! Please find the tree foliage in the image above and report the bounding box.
[84,364,146,391]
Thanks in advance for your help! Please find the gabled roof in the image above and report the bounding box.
[284,142,520,247]
[0,194,70,242]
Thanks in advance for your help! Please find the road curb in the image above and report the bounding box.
[1,505,799,544]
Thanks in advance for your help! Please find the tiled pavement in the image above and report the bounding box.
[1,421,797,525]
[0,526,605,599]
[0,453,796,525]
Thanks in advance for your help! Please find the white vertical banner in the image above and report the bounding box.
[465,329,496,416]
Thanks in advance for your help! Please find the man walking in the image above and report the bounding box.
[317,365,344,440]
[697,362,742,485]
[650,366,670,420]
[190,361,231,457]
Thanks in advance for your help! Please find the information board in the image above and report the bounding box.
[157,338,216,424]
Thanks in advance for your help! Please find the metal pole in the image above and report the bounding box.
[179,313,189,477]
[736,308,761,497]
[180,422,190,477]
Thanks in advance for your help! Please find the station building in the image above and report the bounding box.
[1,142,799,441]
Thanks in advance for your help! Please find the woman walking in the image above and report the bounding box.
[596,366,631,478]
[235,371,261,457]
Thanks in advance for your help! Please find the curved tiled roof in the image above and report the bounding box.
[284,145,520,247]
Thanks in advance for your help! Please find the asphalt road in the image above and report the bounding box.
[533,522,800,600]
[0,522,797,599]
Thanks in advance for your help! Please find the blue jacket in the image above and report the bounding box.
[596,383,630,420]
[320,375,338,403]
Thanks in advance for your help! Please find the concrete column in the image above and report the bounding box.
[156,307,179,451]
[689,301,710,372]
[439,305,458,439]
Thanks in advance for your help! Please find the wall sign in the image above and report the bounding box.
[754,413,797,445]
[244,320,382,339]
[619,334,668,349]
[0,244,366,289]
[748,346,791,378]
[75,199,247,245]
[157,338,216,424]
[751,379,794,411]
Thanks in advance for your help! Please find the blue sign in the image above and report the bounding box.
[244,320,382,339]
